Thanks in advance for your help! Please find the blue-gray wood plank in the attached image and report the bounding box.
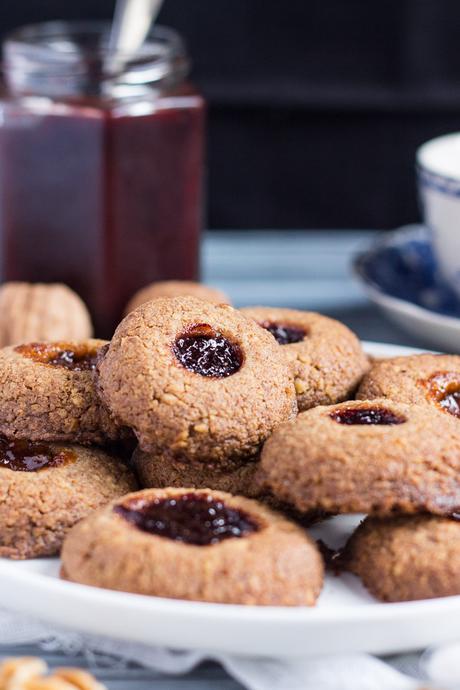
[0,231,426,688]
[204,229,425,348]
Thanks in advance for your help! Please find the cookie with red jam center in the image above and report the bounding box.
[61,488,324,606]
[259,399,460,516]
[0,438,137,559]
[0,339,127,445]
[357,354,460,422]
[97,297,297,464]
[241,306,369,411]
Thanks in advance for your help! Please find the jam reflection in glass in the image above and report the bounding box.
[0,23,205,337]
[0,435,75,471]
[330,407,406,425]
[15,341,99,371]
[114,492,259,545]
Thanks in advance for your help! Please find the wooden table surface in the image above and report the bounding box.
[0,230,427,689]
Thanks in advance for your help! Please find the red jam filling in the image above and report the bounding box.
[173,323,242,378]
[330,407,406,425]
[114,492,259,545]
[424,372,460,418]
[15,341,99,371]
[260,321,306,345]
[0,436,75,472]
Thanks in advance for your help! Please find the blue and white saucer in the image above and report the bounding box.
[354,224,460,352]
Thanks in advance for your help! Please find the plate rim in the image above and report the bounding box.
[2,555,460,624]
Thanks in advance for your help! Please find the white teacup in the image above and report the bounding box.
[417,132,460,298]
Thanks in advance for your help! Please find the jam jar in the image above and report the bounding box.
[0,22,205,336]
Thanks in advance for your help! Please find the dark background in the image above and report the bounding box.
[2,0,460,230]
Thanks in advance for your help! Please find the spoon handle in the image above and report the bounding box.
[109,0,164,56]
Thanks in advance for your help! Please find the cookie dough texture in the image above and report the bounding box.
[260,399,460,516]
[0,340,123,444]
[98,297,297,462]
[344,515,460,602]
[133,445,324,524]
[0,444,137,559]
[134,445,262,497]
[0,282,92,346]
[125,280,230,315]
[61,488,324,606]
[241,307,369,411]
[356,354,460,407]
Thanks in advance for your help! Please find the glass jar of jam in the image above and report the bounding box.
[0,22,205,336]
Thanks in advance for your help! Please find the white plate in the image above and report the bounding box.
[358,281,460,353]
[0,341,458,659]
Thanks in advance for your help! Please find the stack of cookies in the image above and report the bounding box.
[0,333,138,559]
[61,289,367,606]
[0,278,459,607]
[260,354,460,602]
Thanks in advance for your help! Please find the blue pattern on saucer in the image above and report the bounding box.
[356,226,460,317]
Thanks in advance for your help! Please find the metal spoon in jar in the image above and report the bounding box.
[108,0,164,62]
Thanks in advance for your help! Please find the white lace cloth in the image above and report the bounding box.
[0,609,458,690]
